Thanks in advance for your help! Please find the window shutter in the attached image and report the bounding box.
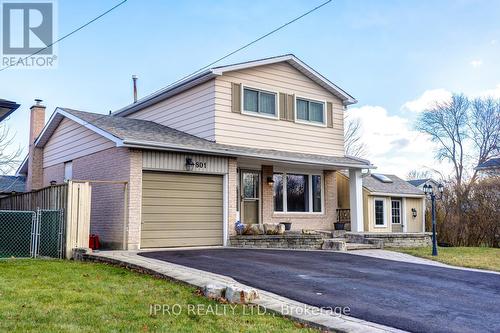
[286,94,295,121]
[279,93,287,120]
[327,102,333,128]
[231,83,241,113]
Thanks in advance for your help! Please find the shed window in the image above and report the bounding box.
[391,200,401,224]
[374,199,385,226]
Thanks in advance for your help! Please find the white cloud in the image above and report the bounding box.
[402,89,452,113]
[470,59,482,68]
[491,39,497,45]
[346,106,437,178]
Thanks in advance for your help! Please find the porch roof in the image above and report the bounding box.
[25,107,373,171]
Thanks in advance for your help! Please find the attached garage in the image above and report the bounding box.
[141,171,224,248]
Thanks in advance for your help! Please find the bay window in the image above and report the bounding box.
[243,87,277,117]
[273,172,323,213]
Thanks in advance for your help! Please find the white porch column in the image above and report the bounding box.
[349,169,364,232]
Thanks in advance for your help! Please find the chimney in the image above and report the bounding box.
[132,75,138,103]
[26,99,46,191]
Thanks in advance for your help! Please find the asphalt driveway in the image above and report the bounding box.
[139,249,500,333]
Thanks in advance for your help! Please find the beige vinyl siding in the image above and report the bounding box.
[214,62,345,156]
[141,172,223,248]
[126,80,216,140]
[405,197,425,232]
[43,117,115,168]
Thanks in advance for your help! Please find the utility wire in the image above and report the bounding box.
[0,0,128,72]
[159,0,333,92]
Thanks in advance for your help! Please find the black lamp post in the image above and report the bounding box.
[423,183,444,256]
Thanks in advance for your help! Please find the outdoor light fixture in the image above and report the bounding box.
[267,176,275,186]
[423,182,444,256]
[411,208,417,218]
[185,158,195,171]
[50,180,57,186]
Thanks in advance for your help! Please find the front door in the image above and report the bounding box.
[241,171,260,224]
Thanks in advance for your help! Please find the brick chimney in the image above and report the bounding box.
[26,99,45,191]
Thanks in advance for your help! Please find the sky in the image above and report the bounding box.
[1,0,500,178]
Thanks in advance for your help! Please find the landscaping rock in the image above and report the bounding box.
[243,224,264,235]
[203,284,226,299]
[321,239,347,251]
[263,223,285,235]
[225,285,259,304]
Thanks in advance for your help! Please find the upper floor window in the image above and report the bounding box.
[296,98,325,125]
[243,87,277,117]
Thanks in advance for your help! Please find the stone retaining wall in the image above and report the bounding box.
[229,234,324,250]
[346,232,432,248]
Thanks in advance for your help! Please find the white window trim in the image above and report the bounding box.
[373,197,387,227]
[391,199,402,224]
[273,171,324,214]
[241,85,279,120]
[294,95,327,127]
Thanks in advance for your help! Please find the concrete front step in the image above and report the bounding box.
[346,243,381,250]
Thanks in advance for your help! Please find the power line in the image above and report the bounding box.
[164,0,332,90]
[0,0,128,72]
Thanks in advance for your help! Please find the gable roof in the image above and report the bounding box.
[17,107,373,175]
[407,179,430,187]
[113,54,357,117]
[476,157,500,170]
[363,174,424,196]
[341,172,424,196]
[0,175,26,193]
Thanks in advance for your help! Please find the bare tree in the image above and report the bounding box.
[416,94,470,187]
[344,114,367,158]
[416,93,500,247]
[0,123,22,175]
[406,169,433,180]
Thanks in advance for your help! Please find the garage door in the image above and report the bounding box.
[141,172,223,248]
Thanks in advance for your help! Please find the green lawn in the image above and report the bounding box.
[390,246,500,272]
[0,260,317,333]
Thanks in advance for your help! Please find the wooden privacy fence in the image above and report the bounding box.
[0,184,67,211]
[0,181,92,259]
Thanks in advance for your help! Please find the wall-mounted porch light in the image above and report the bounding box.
[411,208,417,218]
[266,176,275,186]
[185,158,195,171]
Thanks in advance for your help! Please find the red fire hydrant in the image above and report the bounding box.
[89,234,100,250]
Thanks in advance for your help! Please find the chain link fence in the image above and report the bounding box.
[0,209,65,259]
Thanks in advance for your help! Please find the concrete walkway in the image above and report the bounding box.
[348,249,500,275]
[86,250,406,333]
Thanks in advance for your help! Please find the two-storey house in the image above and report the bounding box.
[17,55,374,250]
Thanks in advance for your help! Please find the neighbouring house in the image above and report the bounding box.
[475,157,500,176]
[0,175,26,197]
[0,98,20,122]
[16,54,387,250]
[337,172,426,233]
[407,178,440,192]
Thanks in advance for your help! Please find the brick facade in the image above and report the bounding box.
[127,149,143,250]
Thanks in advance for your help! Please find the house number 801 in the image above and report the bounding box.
[195,162,207,168]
